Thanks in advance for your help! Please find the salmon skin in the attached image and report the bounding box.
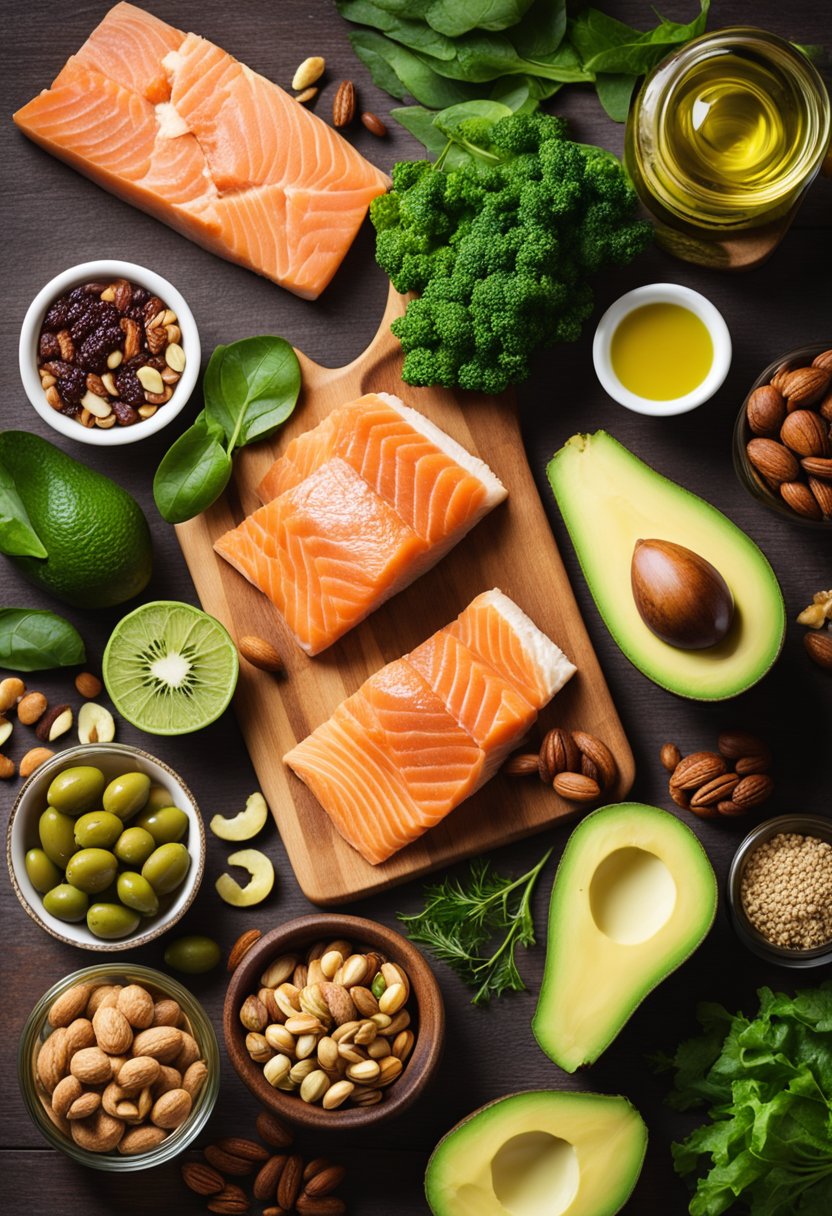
[13,3,389,299]
[284,590,577,864]
[214,393,508,655]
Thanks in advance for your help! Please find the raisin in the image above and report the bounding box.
[112,400,139,426]
[61,400,82,420]
[56,366,87,405]
[114,367,145,407]
[77,325,122,373]
[43,296,70,331]
[39,332,60,360]
[131,286,149,306]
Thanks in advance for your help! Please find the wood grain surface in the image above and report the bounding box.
[177,281,634,903]
[1,2,830,1214]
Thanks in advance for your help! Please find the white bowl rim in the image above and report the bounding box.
[6,742,205,951]
[592,282,732,416]
[19,259,200,446]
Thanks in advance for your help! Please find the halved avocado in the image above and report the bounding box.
[547,431,785,700]
[533,803,716,1073]
[425,1090,647,1216]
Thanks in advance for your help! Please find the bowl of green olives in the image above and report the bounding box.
[6,743,205,951]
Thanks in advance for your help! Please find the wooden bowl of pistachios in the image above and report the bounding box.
[223,914,445,1130]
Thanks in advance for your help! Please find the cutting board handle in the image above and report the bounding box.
[296,280,411,393]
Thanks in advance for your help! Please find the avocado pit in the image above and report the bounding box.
[631,538,734,650]
[491,1132,579,1216]
[589,847,677,945]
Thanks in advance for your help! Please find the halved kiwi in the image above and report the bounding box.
[103,601,238,735]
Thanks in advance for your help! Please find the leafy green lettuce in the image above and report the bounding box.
[656,983,832,1215]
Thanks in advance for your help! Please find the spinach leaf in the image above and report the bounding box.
[0,608,85,671]
[337,0,455,59]
[570,1,710,75]
[508,0,566,59]
[203,336,301,451]
[393,98,524,167]
[424,1,535,38]
[153,413,233,525]
[433,100,514,164]
[595,72,638,122]
[0,459,47,559]
[350,30,479,106]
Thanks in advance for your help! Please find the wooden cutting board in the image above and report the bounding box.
[176,283,634,905]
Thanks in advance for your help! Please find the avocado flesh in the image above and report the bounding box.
[533,803,717,1073]
[425,1090,647,1216]
[0,431,152,608]
[547,431,785,700]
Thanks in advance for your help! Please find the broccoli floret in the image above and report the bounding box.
[373,115,652,393]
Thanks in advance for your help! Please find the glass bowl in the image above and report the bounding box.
[733,342,831,529]
[19,963,220,1169]
[727,814,832,967]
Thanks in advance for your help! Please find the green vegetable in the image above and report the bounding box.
[0,459,47,558]
[371,110,651,393]
[338,0,708,124]
[0,608,85,672]
[399,848,552,1005]
[655,982,832,1215]
[154,336,301,524]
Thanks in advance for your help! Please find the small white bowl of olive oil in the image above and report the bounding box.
[593,283,731,416]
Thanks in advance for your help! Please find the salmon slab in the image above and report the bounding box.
[285,590,577,864]
[13,3,389,298]
[214,393,508,654]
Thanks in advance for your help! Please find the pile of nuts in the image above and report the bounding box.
[503,727,619,803]
[240,937,416,1112]
[35,979,209,1155]
[744,348,832,521]
[797,589,832,673]
[289,54,387,136]
[661,730,773,819]
[37,277,186,429]
[0,671,115,781]
[181,1109,347,1215]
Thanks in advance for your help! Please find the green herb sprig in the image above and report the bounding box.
[399,848,552,1005]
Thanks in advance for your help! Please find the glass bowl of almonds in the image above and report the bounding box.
[19,260,200,446]
[19,963,219,1169]
[733,343,832,527]
[224,914,445,1130]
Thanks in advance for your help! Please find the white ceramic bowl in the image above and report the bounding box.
[6,743,205,951]
[592,283,732,416]
[19,260,200,446]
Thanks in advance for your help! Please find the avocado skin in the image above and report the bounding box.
[0,431,152,608]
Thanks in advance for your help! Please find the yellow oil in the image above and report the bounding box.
[610,303,713,401]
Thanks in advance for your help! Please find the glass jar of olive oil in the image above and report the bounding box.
[625,28,830,269]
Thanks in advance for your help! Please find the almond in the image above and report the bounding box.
[809,476,832,516]
[17,690,48,725]
[117,984,154,1029]
[746,384,786,435]
[670,751,726,790]
[117,1055,161,1092]
[781,480,823,519]
[780,409,829,457]
[74,671,103,698]
[86,984,122,1017]
[204,1144,256,1176]
[66,1091,102,1121]
[502,752,539,776]
[538,727,579,784]
[717,730,768,759]
[731,773,774,808]
[254,1154,288,1200]
[296,1198,346,1216]
[255,1109,295,1149]
[0,676,24,712]
[812,350,832,372]
[51,1074,82,1117]
[321,982,357,1026]
[552,771,601,802]
[781,365,830,408]
[175,1032,201,1073]
[118,1125,167,1155]
[93,1005,134,1055]
[216,1137,271,1164]
[132,1025,183,1063]
[660,742,682,771]
[277,1153,304,1210]
[304,1164,347,1197]
[151,998,182,1027]
[71,1046,113,1085]
[70,1109,125,1153]
[668,783,691,810]
[0,754,15,779]
[332,80,356,128]
[746,438,800,484]
[49,983,93,1028]
[152,1064,183,1095]
[690,772,740,808]
[228,928,262,971]
[181,1162,226,1196]
[734,753,772,775]
[800,456,832,479]
[182,1058,209,1099]
[717,800,746,817]
[20,746,54,777]
[361,111,387,136]
[805,630,832,671]
[238,635,284,673]
[150,1087,191,1128]
[571,731,618,791]
[207,1185,250,1215]
[37,1028,70,1093]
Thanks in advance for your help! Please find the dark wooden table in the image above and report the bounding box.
[2,3,830,1213]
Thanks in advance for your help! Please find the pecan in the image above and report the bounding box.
[110,278,132,311]
[120,316,141,360]
[86,373,108,398]
[146,324,168,355]
[143,296,164,325]
[56,329,75,361]
[332,80,356,128]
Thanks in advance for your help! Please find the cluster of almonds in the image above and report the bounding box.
[181,1110,347,1215]
[745,349,832,521]
[0,672,115,781]
[240,938,415,1112]
[503,727,619,803]
[661,730,773,819]
[289,55,386,136]
[35,980,208,1156]
[797,589,832,672]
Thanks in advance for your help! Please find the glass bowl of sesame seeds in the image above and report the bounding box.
[727,815,832,968]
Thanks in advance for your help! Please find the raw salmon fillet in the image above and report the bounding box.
[285,591,576,864]
[215,394,507,655]
[13,3,389,298]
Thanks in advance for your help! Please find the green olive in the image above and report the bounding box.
[39,808,77,868]
[46,766,106,815]
[65,848,118,895]
[134,805,189,845]
[145,783,176,815]
[114,826,156,868]
[87,902,141,940]
[141,842,191,895]
[103,772,151,821]
[43,884,89,922]
[117,871,159,916]
[74,811,123,850]
[163,935,221,974]
[24,848,62,894]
